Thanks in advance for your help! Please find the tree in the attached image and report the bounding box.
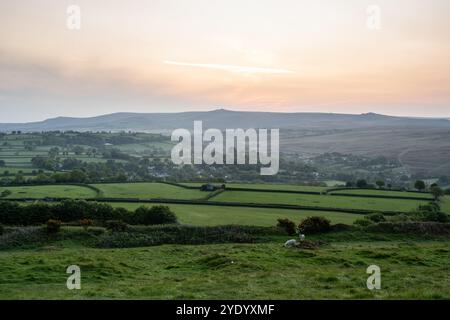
[430,186,444,201]
[375,180,385,189]
[133,206,177,225]
[415,180,426,191]
[69,169,87,183]
[48,147,60,157]
[13,173,25,184]
[73,146,84,155]
[356,179,368,188]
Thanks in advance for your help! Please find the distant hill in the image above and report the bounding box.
[1,109,449,132]
[2,109,450,176]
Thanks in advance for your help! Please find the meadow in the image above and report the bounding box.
[0,185,97,199]
[180,182,327,193]
[91,183,209,200]
[109,203,360,226]
[212,191,428,212]
[0,235,448,299]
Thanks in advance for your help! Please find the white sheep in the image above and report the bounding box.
[284,239,297,247]
[284,233,306,248]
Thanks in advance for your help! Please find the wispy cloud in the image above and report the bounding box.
[163,60,294,74]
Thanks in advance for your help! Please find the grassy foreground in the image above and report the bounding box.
[0,238,449,299]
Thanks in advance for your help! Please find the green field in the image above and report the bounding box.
[110,203,360,226]
[91,183,210,200]
[181,182,327,193]
[0,185,97,199]
[441,197,450,214]
[1,239,448,299]
[213,191,428,212]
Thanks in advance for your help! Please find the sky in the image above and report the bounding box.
[0,0,449,122]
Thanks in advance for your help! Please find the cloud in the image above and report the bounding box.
[163,60,294,74]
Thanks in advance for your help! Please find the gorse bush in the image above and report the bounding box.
[353,219,373,227]
[0,227,44,250]
[105,220,129,232]
[276,218,297,235]
[298,216,331,234]
[365,213,386,223]
[366,222,450,235]
[95,225,281,248]
[46,219,61,234]
[79,219,93,230]
[0,200,178,226]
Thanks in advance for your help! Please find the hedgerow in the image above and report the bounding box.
[0,200,177,226]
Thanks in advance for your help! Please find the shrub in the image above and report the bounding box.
[365,213,386,223]
[354,219,373,227]
[132,206,177,225]
[430,186,444,200]
[298,216,331,234]
[80,219,93,230]
[46,219,61,234]
[388,213,412,222]
[330,223,353,232]
[94,225,278,248]
[105,220,128,232]
[0,227,44,250]
[356,179,368,188]
[411,202,449,222]
[420,210,449,223]
[276,218,297,235]
[0,190,11,198]
[366,222,450,235]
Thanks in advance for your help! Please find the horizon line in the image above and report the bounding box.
[2,108,450,124]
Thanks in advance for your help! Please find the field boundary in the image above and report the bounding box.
[3,197,405,215]
[326,187,431,195]
[326,192,433,201]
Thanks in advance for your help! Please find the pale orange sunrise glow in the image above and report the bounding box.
[0,0,449,121]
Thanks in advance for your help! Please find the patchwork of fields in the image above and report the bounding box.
[0,183,444,220]
[0,181,449,300]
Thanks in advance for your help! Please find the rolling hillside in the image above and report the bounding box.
[2,109,450,175]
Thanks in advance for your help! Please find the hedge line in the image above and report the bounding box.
[327,192,433,201]
[95,224,281,248]
[326,187,431,196]
[0,200,176,226]
[0,224,283,249]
